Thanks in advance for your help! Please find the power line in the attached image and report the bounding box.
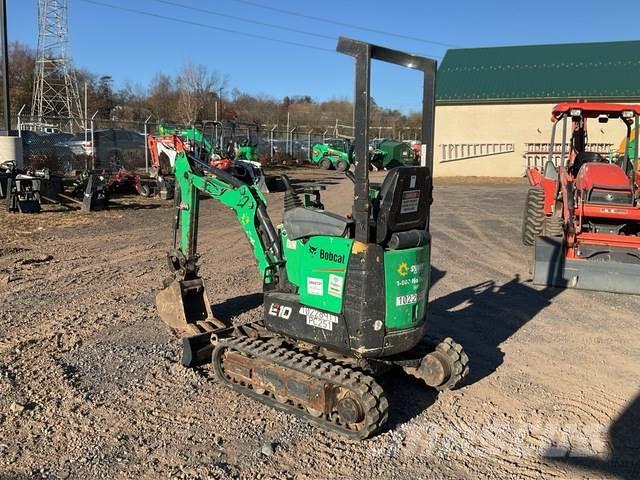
[226,0,458,48]
[77,0,444,59]
[77,0,335,53]
[150,0,335,41]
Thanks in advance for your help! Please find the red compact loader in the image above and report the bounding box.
[523,102,640,294]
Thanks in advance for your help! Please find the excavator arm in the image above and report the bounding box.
[156,143,282,334]
[172,145,280,280]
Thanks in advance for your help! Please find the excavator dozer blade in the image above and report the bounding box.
[533,236,640,295]
[156,277,221,332]
[181,332,216,367]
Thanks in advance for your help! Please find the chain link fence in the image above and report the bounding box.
[15,114,157,174]
[13,112,423,174]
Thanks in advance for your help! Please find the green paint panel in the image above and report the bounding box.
[384,246,430,330]
[237,145,257,161]
[437,40,640,104]
[289,235,353,314]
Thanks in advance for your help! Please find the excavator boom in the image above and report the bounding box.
[156,144,281,334]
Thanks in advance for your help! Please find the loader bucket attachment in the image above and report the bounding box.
[155,277,218,332]
[533,236,640,295]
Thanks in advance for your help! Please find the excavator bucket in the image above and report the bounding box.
[156,277,226,368]
[155,277,219,331]
[533,236,640,294]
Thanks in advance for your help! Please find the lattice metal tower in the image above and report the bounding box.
[31,0,83,128]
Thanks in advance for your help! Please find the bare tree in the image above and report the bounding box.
[147,73,179,121]
[8,41,36,114]
[176,61,224,124]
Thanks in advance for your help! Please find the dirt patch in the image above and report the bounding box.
[0,169,638,479]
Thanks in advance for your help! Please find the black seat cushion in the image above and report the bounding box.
[284,207,350,240]
[569,151,605,177]
[375,166,432,244]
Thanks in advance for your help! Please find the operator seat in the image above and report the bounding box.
[569,152,606,177]
[281,175,350,240]
[373,166,432,246]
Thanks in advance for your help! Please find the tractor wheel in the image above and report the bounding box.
[522,187,545,246]
[335,160,349,172]
[319,158,332,170]
[138,184,151,197]
[544,215,564,237]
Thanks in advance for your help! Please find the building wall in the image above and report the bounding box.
[432,103,630,177]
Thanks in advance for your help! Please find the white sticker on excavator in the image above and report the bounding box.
[300,306,338,331]
[307,277,324,296]
[328,274,343,298]
[400,190,420,214]
[286,239,297,250]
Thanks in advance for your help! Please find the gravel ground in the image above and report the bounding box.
[0,168,639,479]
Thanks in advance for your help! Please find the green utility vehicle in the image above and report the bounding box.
[371,138,418,169]
[310,137,352,171]
[155,37,468,439]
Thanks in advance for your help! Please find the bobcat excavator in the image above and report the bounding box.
[156,37,469,439]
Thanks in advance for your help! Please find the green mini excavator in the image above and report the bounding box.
[156,37,468,439]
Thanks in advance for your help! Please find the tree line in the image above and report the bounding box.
[8,41,421,137]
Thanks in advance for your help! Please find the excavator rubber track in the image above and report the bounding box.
[211,336,389,439]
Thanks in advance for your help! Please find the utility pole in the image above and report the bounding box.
[0,0,10,133]
[83,81,87,140]
[217,87,224,120]
[31,0,83,130]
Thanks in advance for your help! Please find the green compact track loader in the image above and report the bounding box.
[310,138,353,171]
[155,37,468,439]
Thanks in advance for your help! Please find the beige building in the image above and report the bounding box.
[432,40,640,177]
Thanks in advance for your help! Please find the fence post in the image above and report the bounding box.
[290,127,297,156]
[286,111,290,156]
[144,114,152,173]
[307,128,313,162]
[270,125,276,160]
[90,110,98,170]
[322,129,328,143]
[16,104,25,136]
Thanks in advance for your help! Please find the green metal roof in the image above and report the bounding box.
[436,40,640,104]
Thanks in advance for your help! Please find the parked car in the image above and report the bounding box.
[54,128,147,174]
[21,130,76,172]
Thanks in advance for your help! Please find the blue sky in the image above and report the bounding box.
[8,0,639,112]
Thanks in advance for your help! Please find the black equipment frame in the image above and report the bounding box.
[336,37,437,243]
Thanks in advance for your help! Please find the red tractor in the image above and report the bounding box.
[523,102,640,294]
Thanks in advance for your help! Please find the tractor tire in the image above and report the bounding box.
[543,215,564,237]
[138,184,151,197]
[335,160,349,172]
[522,187,545,246]
[319,158,332,170]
